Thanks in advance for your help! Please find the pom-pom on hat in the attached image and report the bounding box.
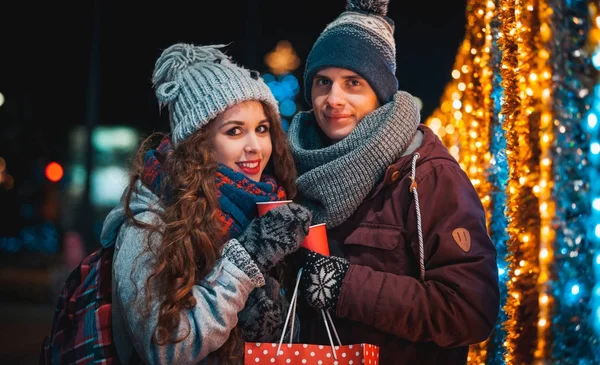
[303,0,398,105]
[152,43,279,146]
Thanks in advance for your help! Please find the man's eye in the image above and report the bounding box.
[315,79,330,86]
[349,79,361,86]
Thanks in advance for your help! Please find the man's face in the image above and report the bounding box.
[311,67,380,142]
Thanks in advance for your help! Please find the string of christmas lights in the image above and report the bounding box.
[549,0,600,362]
[426,0,600,362]
[533,0,556,360]
[588,2,600,354]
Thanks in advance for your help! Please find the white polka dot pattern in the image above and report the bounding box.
[244,343,379,364]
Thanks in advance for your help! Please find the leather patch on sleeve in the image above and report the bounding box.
[452,228,471,252]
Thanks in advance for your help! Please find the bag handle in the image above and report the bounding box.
[276,268,341,360]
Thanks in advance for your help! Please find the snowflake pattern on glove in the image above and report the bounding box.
[299,251,350,311]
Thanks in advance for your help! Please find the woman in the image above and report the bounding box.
[99,43,311,364]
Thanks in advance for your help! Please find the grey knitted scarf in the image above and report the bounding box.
[288,91,421,228]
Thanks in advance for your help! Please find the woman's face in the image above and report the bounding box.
[212,100,272,181]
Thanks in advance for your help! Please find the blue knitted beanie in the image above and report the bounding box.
[152,43,279,146]
[304,0,397,105]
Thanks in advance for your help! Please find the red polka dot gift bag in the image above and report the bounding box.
[244,269,380,364]
[244,342,379,365]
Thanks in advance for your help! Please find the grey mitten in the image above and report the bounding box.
[237,203,311,274]
[299,250,350,311]
[238,275,299,342]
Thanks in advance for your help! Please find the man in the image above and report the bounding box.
[286,1,500,364]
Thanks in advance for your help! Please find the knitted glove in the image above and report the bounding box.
[299,250,350,311]
[237,203,311,274]
[238,275,299,342]
[222,238,265,288]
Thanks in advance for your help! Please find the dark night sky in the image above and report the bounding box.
[0,0,466,191]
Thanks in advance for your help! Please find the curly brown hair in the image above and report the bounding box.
[123,101,296,363]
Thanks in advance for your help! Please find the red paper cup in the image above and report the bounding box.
[301,223,330,256]
[256,200,293,217]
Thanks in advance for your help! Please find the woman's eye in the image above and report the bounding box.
[226,127,242,136]
[257,125,270,133]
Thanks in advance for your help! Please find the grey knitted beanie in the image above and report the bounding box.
[152,43,279,145]
[304,0,398,105]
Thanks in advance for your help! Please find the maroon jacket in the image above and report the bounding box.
[295,125,500,364]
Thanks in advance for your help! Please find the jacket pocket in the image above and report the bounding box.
[344,224,403,250]
[343,224,416,275]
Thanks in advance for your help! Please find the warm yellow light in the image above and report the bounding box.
[452,70,461,79]
[450,146,459,157]
[542,88,551,99]
[438,126,447,137]
[522,235,530,243]
[538,319,547,327]
[529,73,538,81]
[458,83,467,91]
[540,249,549,259]
[533,185,541,193]
[541,294,549,304]
[430,118,442,130]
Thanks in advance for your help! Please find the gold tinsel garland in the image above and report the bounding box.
[498,0,542,363]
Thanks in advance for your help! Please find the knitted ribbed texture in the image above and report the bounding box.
[304,0,398,104]
[287,91,420,228]
[152,43,279,145]
[222,238,265,288]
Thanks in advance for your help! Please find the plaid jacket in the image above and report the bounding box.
[40,246,121,364]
